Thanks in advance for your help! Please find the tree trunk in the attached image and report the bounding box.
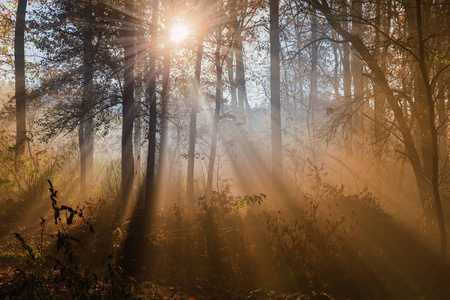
[235,35,249,112]
[80,27,95,196]
[351,0,364,156]
[269,0,282,182]
[415,0,446,266]
[332,33,339,102]
[157,42,171,200]
[228,0,238,113]
[226,50,237,113]
[134,96,141,188]
[437,81,448,165]
[145,0,158,211]
[310,12,318,142]
[14,0,27,167]
[373,0,389,168]
[206,28,223,198]
[121,0,136,211]
[341,1,352,151]
[186,36,204,202]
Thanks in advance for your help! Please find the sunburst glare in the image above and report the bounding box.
[170,22,190,43]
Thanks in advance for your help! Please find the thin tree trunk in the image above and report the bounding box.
[269,0,282,182]
[226,50,237,113]
[310,12,318,143]
[351,0,363,155]
[14,0,27,167]
[157,42,171,199]
[332,33,339,101]
[373,0,389,168]
[293,2,304,108]
[228,0,238,113]
[186,36,204,202]
[145,0,158,211]
[341,1,352,152]
[437,82,448,164]
[134,96,141,188]
[206,28,223,198]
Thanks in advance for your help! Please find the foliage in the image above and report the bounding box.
[0,181,128,299]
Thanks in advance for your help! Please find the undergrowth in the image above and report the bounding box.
[0,180,128,299]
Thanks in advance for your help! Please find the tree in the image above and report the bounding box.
[79,2,95,195]
[307,0,448,269]
[121,0,136,210]
[30,0,122,194]
[351,0,363,156]
[269,0,283,181]
[14,0,27,166]
[309,11,318,142]
[186,35,204,202]
[144,0,158,211]
[206,27,224,198]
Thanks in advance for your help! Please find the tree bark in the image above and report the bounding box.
[269,0,283,182]
[145,0,158,211]
[14,0,27,167]
[134,96,141,188]
[373,0,389,167]
[226,50,237,113]
[80,27,95,196]
[186,36,204,202]
[415,0,446,265]
[310,12,318,142]
[351,0,364,155]
[235,35,249,112]
[156,42,171,199]
[341,1,352,151]
[121,0,136,211]
[206,28,223,198]
[228,0,238,113]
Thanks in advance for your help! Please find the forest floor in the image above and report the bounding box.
[0,183,445,299]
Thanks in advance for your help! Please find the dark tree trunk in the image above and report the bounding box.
[309,12,318,142]
[80,24,95,196]
[437,82,448,164]
[121,0,157,278]
[14,0,27,167]
[145,0,159,211]
[341,1,352,151]
[351,0,364,155]
[269,0,282,181]
[373,0,389,168]
[121,0,136,211]
[134,96,141,188]
[415,0,446,266]
[206,28,223,198]
[186,36,204,202]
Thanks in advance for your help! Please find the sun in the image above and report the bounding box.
[170,22,190,43]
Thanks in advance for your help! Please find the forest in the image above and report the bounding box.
[0,0,449,298]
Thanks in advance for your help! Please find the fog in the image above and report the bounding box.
[0,0,449,299]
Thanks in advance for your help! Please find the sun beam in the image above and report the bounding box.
[170,22,190,43]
